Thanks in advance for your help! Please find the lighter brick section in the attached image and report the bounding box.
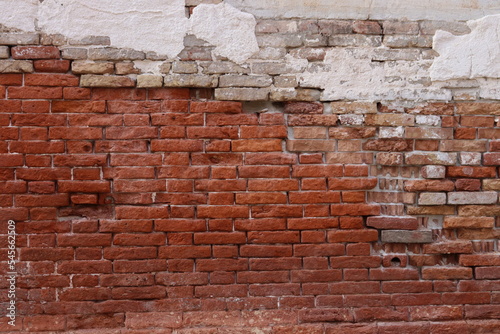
[215,88,270,101]
[72,61,114,74]
[164,74,218,88]
[0,60,33,73]
[483,179,500,191]
[219,75,273,88]
[137,75,163,88]
[80,74,135,87]
[421,165,446,179]
[405,152,457,165]
[419,192,446,205]
[443,216,494,229]
[330,102,377,114]
[379,126,404,138]
[447,192,498,205]
[460,152,481,165]
[381,230,433,243]
[0,46,9,58]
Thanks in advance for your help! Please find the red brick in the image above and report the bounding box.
[366,216,418,230]
[159,246,211,259]
[0,73,23,85]
[240,245,292,257]
[52,100,106,113]
[33,59,70,72]
[446,166,496,178]
[288,218,339,229]
[15,194,69,207]
[144,88,188,100]
[236,192,287,204]
[240,125,288,138]
[113,259,166,273]
[63,87,92,99]
[25,73,79,86]
[465,305,500,319]
[125,312,182,329]
[24,315,66,331]
[12,46,60,59]
[191,101,242,113]
[422,267,473,280]
[299,308,353,323]
[92,88,146,100]
[58,260,112,274]
[8,86,62,99]
[110,154,162,166]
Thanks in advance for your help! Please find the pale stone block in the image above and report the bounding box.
[219,75,273,88]
[274,76,297,88]
[0,33,39,45]
[215,88,270,101]
[421,165,446,179]
[137,75,163,88]
[416,115,441,126]
[72,61,114,74]
[447,192,498,205]
[88,47,145,61]
[80,74,135,88]
[0,46,9,59]
[0,60,33,73]
[61,48,88,60]
[419,192,447,205]
[172,61,198,74]
[164,74,218,88]
[405,152,457,165]
[379,126,404,138]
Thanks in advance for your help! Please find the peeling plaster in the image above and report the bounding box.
[297,48,452,102]
[1,0,259,63]
[430,14,500,81]
[225,0,500,20]
[190,3,259,64]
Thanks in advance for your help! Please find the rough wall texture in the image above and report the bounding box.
[0,1,499,333]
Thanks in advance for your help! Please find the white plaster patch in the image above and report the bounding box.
[225,0,500,20]
[0,0,38,32]
[190,3,259,64]
[298,48,451,101]
[37,0,189,59]
[133,61,164,75]
[431,14,500,81]
[0,0,259,64]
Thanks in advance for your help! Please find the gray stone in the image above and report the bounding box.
[418,192,447,205]
[328,35,382,47]
[0,46,9,59]
[383,21,419,35]
[61,48,88,60]
[200,61,250,74]
[72,61,114,74]
[88,47,145,60]
[172,61,199,74]
[447,192,498,205]
[215,88,270,101]
[164,74,218,88]
[419,20,471,35]
[383,35,432,48]
[0,60,33,73]
[137,75,163,88]
[381,230,433,243]
[421,165,446,179]
[80,75,135,88]
[219,75,272,88]
[0,33,39,45]
[69,36,111,45]
[274,76,298,88]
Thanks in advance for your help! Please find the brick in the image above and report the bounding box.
[366,216,418,230]
[448,192,497,205]
[405,152,457,165]
[381,230,433,243]
[456,103,500,115]
[422,267,473,280]
[125,312,182,329]
[81,74,135,87]
[418,192,446,205]
[459,254,500,266]
[249,231,300,243]
[165,74,218,88]
[330,204,380,216]
[353,20,382,34]
[288,114,338,126]
[455,179,481,191]
[423,241,473,254]
[0,32,39,45]
[328,230,378,243]
[34,59,70,72]
[191,101,242,114]
[9,86,62,99]
[299,308,353,323]
[72,61,114,74]
[52,100,106,113]
[12,46,60,59]
[329,178,377,190]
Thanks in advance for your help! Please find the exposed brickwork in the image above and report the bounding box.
[0,44,499,332]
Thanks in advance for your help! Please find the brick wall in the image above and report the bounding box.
[0,40,499,332]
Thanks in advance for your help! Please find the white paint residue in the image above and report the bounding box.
[190,3,259,64]
[298,48,449,101]
[0,0,38,32]
[37,0,189,59]
[431,14,500,81]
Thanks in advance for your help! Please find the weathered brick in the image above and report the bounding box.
[443,217,494,229]
[418,192,446,205]
[0,60,34,73]
[447,192,497,205]
[421,165,446,179]
[164,74,218,88]
[381,230,433,243]
[12,46,60,59]
[72,61,115,74]
[80,75,135,88]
